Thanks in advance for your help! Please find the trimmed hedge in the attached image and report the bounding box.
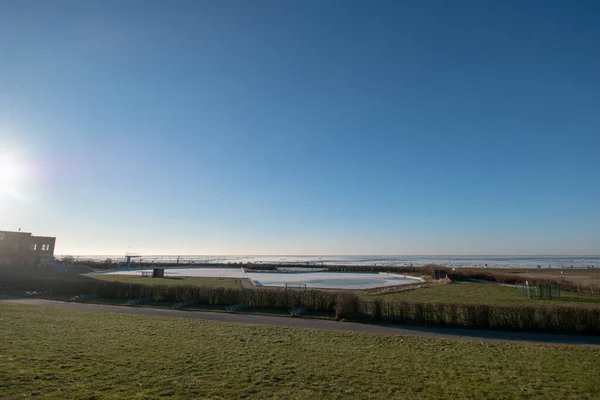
[0,273,337,312]
[357,299,600,334]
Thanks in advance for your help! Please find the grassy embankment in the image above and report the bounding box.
[91,274,250,289]
[364,281,600,307]
[1,303,599,400]
[444,267,600,292]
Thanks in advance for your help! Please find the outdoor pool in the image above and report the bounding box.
[102,267,422,290]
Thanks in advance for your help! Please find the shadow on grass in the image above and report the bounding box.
[371,322,600,344]
[151,277,185,280]
[558,296,600,305]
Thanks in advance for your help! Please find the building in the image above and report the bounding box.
[0,230,56,267]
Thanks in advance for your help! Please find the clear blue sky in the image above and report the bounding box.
[1,0,599,255]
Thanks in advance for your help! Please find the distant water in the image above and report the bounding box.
[64,255,600,269]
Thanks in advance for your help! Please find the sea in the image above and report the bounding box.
[62,255,600,269]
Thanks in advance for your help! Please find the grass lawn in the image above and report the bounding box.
[89,274,249,289]
[1,304,599,400]
[365,281,600,307]
[472,268,600,282]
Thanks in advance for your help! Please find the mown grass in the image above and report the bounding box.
[1,304,599,400]
[89,274,248,289]
[444,268,600,293]
[366,281,600,307]
[454,267,600,281]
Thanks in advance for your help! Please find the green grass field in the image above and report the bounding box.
[1,303,599,399]
[90,274,250,289]
[460,267,600,281]
[365,281,600,307]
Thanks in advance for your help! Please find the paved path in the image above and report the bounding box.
[2,297,599,347]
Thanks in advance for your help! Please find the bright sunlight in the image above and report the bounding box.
[0,150,28,200]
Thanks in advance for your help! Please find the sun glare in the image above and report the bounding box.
[0,151,28,199]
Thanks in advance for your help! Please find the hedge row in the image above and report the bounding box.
[357,299,600,334]
[0,274,336,312]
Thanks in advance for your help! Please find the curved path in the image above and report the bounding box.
[2,297,599,347]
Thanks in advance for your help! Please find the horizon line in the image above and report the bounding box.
[55,254,600,257]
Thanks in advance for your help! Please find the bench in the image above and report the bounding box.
[124,298,153,306]
[289,306,308,317]
[70,294,98,301]
[225,303,249,312]
[172,300,199,309]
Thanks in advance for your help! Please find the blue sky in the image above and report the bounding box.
[1,0,599,255]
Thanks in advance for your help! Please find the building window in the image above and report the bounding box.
[41,244,50,251]
[29,244,37,251]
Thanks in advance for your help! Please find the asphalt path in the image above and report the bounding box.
[2,296,599,347]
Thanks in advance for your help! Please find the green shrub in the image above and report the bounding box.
[334,292,359,319]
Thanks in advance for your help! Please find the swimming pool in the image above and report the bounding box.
[102,267,422,290]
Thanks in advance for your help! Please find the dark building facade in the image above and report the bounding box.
[0,230,56,267]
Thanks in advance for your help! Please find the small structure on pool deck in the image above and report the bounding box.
[434,269,447,280]
[152,268,165,278]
